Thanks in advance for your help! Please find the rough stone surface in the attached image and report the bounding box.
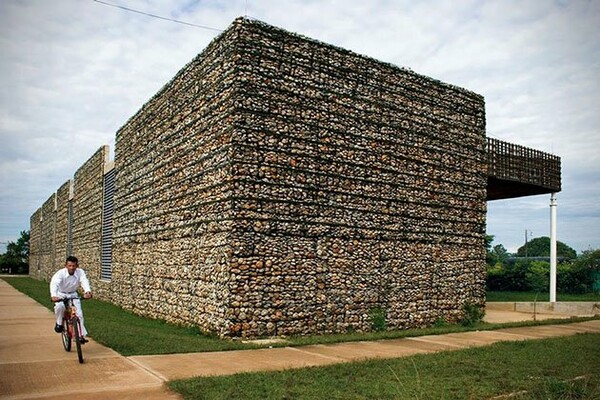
[53,181,71,272]
[29,208,42,277]
[29,148,110,292]
[31,18,489,338]
[37,194,56,280]
[110,18,487,337]
[107,24,240,334]
[72,146,109,295]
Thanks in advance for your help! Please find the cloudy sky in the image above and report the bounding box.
[1,0,598,254]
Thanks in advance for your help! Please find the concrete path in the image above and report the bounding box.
[2,277,599,399]
[130,319,600,381]
[0,279,181,400]
[483,308,573,324]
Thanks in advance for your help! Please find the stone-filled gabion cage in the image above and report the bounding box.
[32,17,492,338]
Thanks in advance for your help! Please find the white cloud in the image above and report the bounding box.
[0,0,598,254]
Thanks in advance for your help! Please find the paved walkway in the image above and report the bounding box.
[0,279,180,400]
[1,278,599,399]
[130,320,600,381]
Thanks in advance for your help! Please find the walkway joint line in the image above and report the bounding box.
[126,356,169,382]
[286,346,348,362]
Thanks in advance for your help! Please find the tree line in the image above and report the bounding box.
[486,235,600,294]
[0,231,29,274]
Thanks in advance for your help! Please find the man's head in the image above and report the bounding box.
[65,256,78,275]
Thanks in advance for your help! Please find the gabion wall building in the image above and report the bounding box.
[29,18,561,338]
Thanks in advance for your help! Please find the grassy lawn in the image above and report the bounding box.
[5,277,600,398]
[2,277,255,355]
[4,277,599,356]
[487,291,600,302]
[169,333,600,399]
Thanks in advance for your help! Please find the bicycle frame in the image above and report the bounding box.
[58,296,85,363]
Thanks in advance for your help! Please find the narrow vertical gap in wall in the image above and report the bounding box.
[101,166,115,281]
[67,181,74,257]
[67,201,73,256]
[52,194,57,272]
[38,212,43,273]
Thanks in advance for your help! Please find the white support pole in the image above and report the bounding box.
[550,193,557,303]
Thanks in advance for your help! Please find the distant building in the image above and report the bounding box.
[29,18,560,337]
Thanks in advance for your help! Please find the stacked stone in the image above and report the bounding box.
[72,146,108,291]
[28,18,489,338]
[39,194,56,280]
[224,19,487,337]
[103,18,487,337]
[29,209,41,279]
[109,25,241,334]
[28,149,108,287]
[53,181,72,274]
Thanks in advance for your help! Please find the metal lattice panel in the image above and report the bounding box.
[486,137,561,200]
[101,168,115,280]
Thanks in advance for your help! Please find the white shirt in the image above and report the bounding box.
[50,268,91,298]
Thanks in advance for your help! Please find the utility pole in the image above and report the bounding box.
[524,230,528,260]
[550,193,557,303]
[524,230,532,260]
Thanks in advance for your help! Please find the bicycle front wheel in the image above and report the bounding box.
[73,320,84,364]
[61,320,71,352]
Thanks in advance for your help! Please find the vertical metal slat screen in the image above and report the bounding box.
[101,168,115,280]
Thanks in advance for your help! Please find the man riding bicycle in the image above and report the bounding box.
[50,256,92,343]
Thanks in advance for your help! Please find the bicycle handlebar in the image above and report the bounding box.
[52,296,90,303]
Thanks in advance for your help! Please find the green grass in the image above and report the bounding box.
[169,334,600,399]
[2,277,255,355]
[487,291,600,302]
[6,277,599,398]
[4,277,599,356]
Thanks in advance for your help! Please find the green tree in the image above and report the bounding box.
[0,230,29,274]
[516,236,577,260]
[525,260,550,292]
[576,248,600,270]
[492,244,510,265]
[485,235,511,266]
[485,235,495,265]
[559,249,600,293]
[501,260,531,291]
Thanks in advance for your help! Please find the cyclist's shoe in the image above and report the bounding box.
[79,337,89,344]
[54,324,63,333]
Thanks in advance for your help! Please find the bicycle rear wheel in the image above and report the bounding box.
[73,320,84,363]
[61,320,71,352]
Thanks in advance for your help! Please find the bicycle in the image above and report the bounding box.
[54,296,87,363]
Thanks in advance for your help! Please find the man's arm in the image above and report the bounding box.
[49,270,62,301]
[79,269,92,298]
